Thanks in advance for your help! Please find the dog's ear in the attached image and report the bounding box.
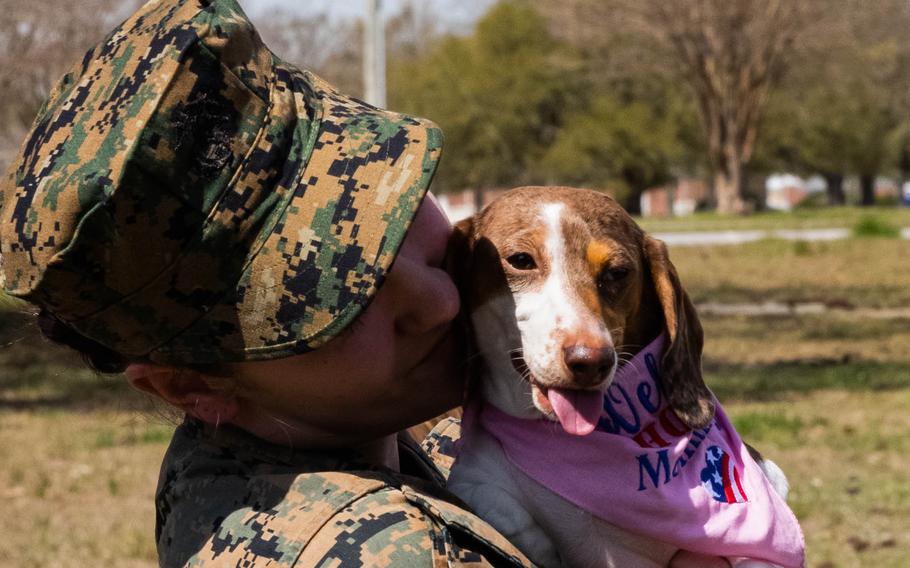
[644,236,715,430]
[447,216,484,404]
[447,217,475,294]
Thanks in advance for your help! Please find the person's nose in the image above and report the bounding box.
[388,256,460,336]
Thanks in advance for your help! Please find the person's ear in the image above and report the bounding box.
[124,364,239,426]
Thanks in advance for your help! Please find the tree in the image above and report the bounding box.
[257,10,363,97]
[533,0,809,214]
[535,90,692,213]
[388,2,584,197]
[753,0,910,206]
[258,1,490,118]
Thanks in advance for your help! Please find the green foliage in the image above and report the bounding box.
[388,2,696,201]
[758,84,892,178]
[534,92,689,207]
[754,1,910,183]
[389,2,583,193]
[852,215,901,238]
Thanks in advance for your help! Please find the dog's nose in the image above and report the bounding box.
[563,345,616,386]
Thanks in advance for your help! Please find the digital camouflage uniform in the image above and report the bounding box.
[0,0,443,364]
[0,0,534,565]
[158,416,533,567]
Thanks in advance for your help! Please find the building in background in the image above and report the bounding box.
[766,174,903,210]
[436,188,510,222]
[765,173,810,211]
[640,178,709,217]
[874,178,900,201]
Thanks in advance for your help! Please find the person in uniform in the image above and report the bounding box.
[0,0,533,565]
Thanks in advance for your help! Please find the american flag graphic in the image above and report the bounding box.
[701,445,748,504]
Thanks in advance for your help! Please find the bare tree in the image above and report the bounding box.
[650,1,808,213]
[0,1,365,169]
[385,1,443,62]
[255,9,365,96]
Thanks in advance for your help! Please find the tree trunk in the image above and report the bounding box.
[473,186,486,215]
[822,172,846,206]
[623,188,642,216]
[859,174,875,206]
[714,166,746,215]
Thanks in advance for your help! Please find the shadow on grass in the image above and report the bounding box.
[705,359,910,402]
[700,312,910,342]
[688,284,909,310]
[5,308,910,411]
[0,364,146,412]
[0,310,149,412]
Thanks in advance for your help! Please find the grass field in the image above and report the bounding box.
[1,232,909,567]
[671,238,910,308]
[636,205,910,233]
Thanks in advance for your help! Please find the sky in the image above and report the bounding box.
[239,0,497,33]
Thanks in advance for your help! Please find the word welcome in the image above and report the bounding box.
[591,352,716,491]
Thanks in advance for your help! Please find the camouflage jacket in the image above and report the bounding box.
[156,417,535,567]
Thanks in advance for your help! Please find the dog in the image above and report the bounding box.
[447,187,805,568]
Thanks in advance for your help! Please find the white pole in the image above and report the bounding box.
[364,0,386,107]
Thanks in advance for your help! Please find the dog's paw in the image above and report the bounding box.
[454,482,536,536]
[758,458,790,501]
[450,481,561,567]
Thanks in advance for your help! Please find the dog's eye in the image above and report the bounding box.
[506,252,537,270]
[599,266,630,286]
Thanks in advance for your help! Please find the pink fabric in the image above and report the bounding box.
[472,334,806,567]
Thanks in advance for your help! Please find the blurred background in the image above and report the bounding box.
[1,0,908,566]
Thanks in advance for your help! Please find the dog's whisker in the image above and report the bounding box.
[615,347,647,375]
[616,352,637,363]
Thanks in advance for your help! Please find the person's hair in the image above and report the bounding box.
[34,308,244,431]
[35,307,234,379]
[37,308,131,374]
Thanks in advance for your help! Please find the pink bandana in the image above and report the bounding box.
[471,334,806,567]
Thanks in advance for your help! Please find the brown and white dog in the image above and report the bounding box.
[447,187,791,568]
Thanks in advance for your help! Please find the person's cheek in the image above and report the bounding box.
[399,275,458,335]
[344,316,397,386]
[435,270,460,324]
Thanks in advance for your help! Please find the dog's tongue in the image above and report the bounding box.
[547,388,603,436]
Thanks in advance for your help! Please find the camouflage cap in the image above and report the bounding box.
[0,0,443,364]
